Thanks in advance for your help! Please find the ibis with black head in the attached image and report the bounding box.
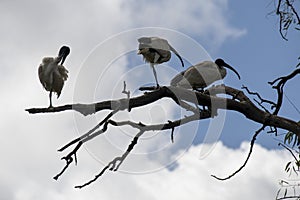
[170,58,240,90]
[38,46,70,108]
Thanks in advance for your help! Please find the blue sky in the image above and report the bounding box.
[0,0,299,199]
[190,0,300,149]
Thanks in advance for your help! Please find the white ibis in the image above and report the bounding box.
[137,37,184,87]
[38,46,70,108]
[170,58,240,90]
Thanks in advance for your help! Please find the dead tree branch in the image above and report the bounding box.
[268,68,300,116]
[26,85,300,187]
[26,86,300,136]
[75,129,145,189]
[74,113,208,188]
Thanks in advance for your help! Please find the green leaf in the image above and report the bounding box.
[284,188,288,197]
[285,161,292,172]
[284,132,294,144]
[296,160,300,167]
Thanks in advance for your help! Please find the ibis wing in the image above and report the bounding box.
[171,62,222,89]
[152,48,170,61]
[38,64,44,85]
[170,67,201,88]
[52,65,68,98]
[58,65,69,81]
[138,37,170,50]
[138,37,152,44]
[138,37,183,66]
[193,62,224,86]
[38,64,50,90]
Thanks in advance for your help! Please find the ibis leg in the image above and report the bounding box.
[151,64,159,88]
[49,90,53,108]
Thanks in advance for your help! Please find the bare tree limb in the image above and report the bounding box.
[75,130,145,189]
[268,68,300,116]
[26,85,300,187]
[73,112,208,188]
[58,110,118,152]
[26,86,300,136]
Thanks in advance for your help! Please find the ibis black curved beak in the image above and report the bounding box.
[224,62,241,80]
[169,45,184,67]
[58,46,70,65]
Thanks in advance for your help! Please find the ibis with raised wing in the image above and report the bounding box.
[138,37,184,87]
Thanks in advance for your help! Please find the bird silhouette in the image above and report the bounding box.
[38,46,70,108]
[170,58,240,90]
[138,37,184,87]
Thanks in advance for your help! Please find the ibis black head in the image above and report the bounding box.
[58,46,70,65]
[215,58,241,80]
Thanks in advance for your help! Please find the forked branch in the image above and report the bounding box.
[26,85,300,187]
[74,113,208,188]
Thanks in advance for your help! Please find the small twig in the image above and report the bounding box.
[55,121,111,180]
[268,68,300,115]
[75,164,109,189]
[75,130,145,189]
[122,81,131,112]
[58,110,118,152]
[242,85,276,109]
[267,126,278,135]
[53,141,82,180]
[211,125,265,180]
[122,81,130,99]
[54,111,117,180]
[253,99,271,113]
[168,120,175,143]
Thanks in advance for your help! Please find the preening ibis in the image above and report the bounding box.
[38,46,70,108]
[137,37,184,87]
[170,58,240,90]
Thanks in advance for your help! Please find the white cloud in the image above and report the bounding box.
[0,0,265,199]
[1,141,293,200]
[123,0,246,46]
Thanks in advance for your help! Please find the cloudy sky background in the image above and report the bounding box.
[1,0,300,199]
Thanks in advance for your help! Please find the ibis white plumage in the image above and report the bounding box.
[170,58,240,90]
[38,46,70,108]
[138,37,184,87]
